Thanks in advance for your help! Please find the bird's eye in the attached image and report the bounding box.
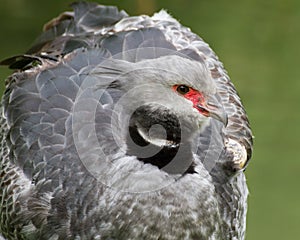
[176,85,190,95]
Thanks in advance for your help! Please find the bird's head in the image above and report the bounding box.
[93,54,227,173]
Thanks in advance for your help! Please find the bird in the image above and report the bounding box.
[0,2,253,240]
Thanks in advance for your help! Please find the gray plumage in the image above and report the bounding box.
[0,2,253,240]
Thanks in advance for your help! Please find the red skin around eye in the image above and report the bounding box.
[172,85,208,115]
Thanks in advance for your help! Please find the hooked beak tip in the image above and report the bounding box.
[209,110,228,126]
[196,104,228,126]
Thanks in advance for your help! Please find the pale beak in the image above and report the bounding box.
[196,101,228,126]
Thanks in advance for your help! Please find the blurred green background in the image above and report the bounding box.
[0,0,299,239]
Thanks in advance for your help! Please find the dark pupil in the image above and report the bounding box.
[177,85,190,94]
